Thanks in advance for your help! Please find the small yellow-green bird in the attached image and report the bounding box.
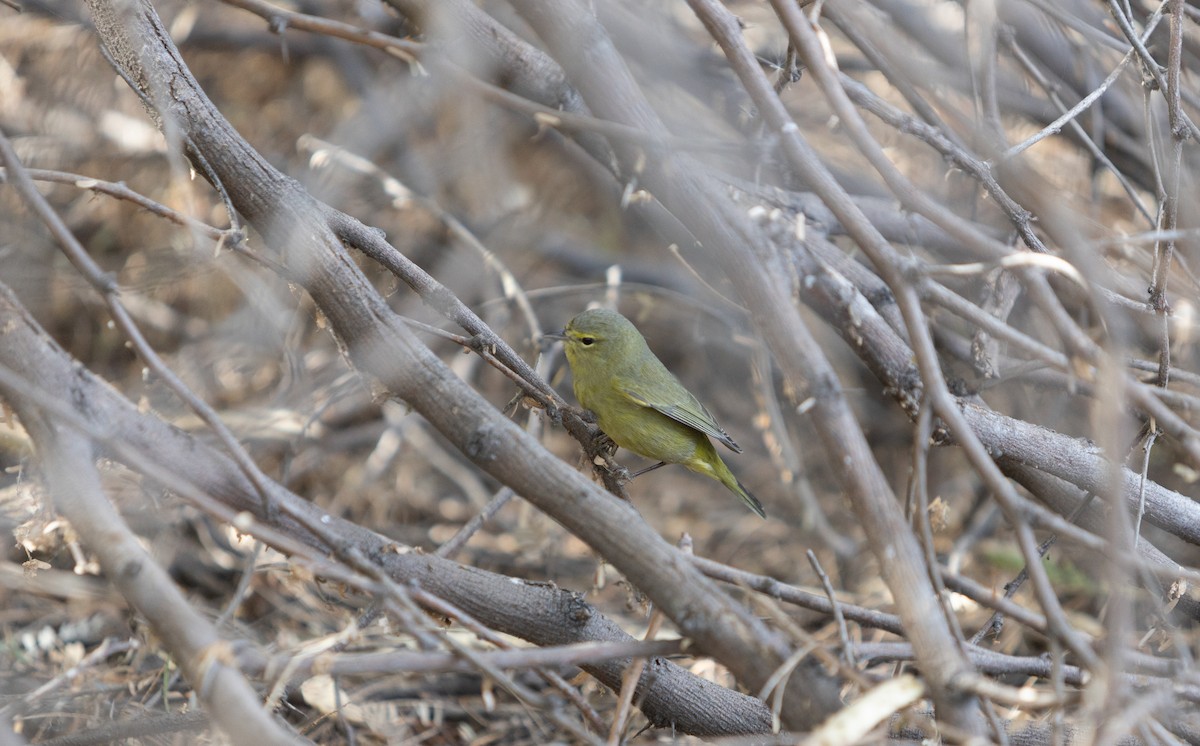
[547,308,765,518]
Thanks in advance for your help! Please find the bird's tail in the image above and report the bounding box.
[732,478,767,519]
[691,451,768,518]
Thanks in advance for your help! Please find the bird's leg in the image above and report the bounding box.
[593,432,617,456]
[597,441,631,482]
[629,461,667,478]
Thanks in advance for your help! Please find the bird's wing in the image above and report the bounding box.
[616,379,742,454]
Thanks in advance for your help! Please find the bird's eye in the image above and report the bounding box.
[580,336,595,346]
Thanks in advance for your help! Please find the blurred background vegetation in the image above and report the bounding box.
[2,0,1199,742]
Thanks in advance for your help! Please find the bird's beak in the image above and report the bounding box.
[540,329,569,352]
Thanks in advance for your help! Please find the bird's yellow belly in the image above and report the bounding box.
[582,390,703,465]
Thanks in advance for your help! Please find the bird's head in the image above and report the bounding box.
[543,308,642,369]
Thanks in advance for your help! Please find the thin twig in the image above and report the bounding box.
[805,550,855,667]
[606,608,664,744]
